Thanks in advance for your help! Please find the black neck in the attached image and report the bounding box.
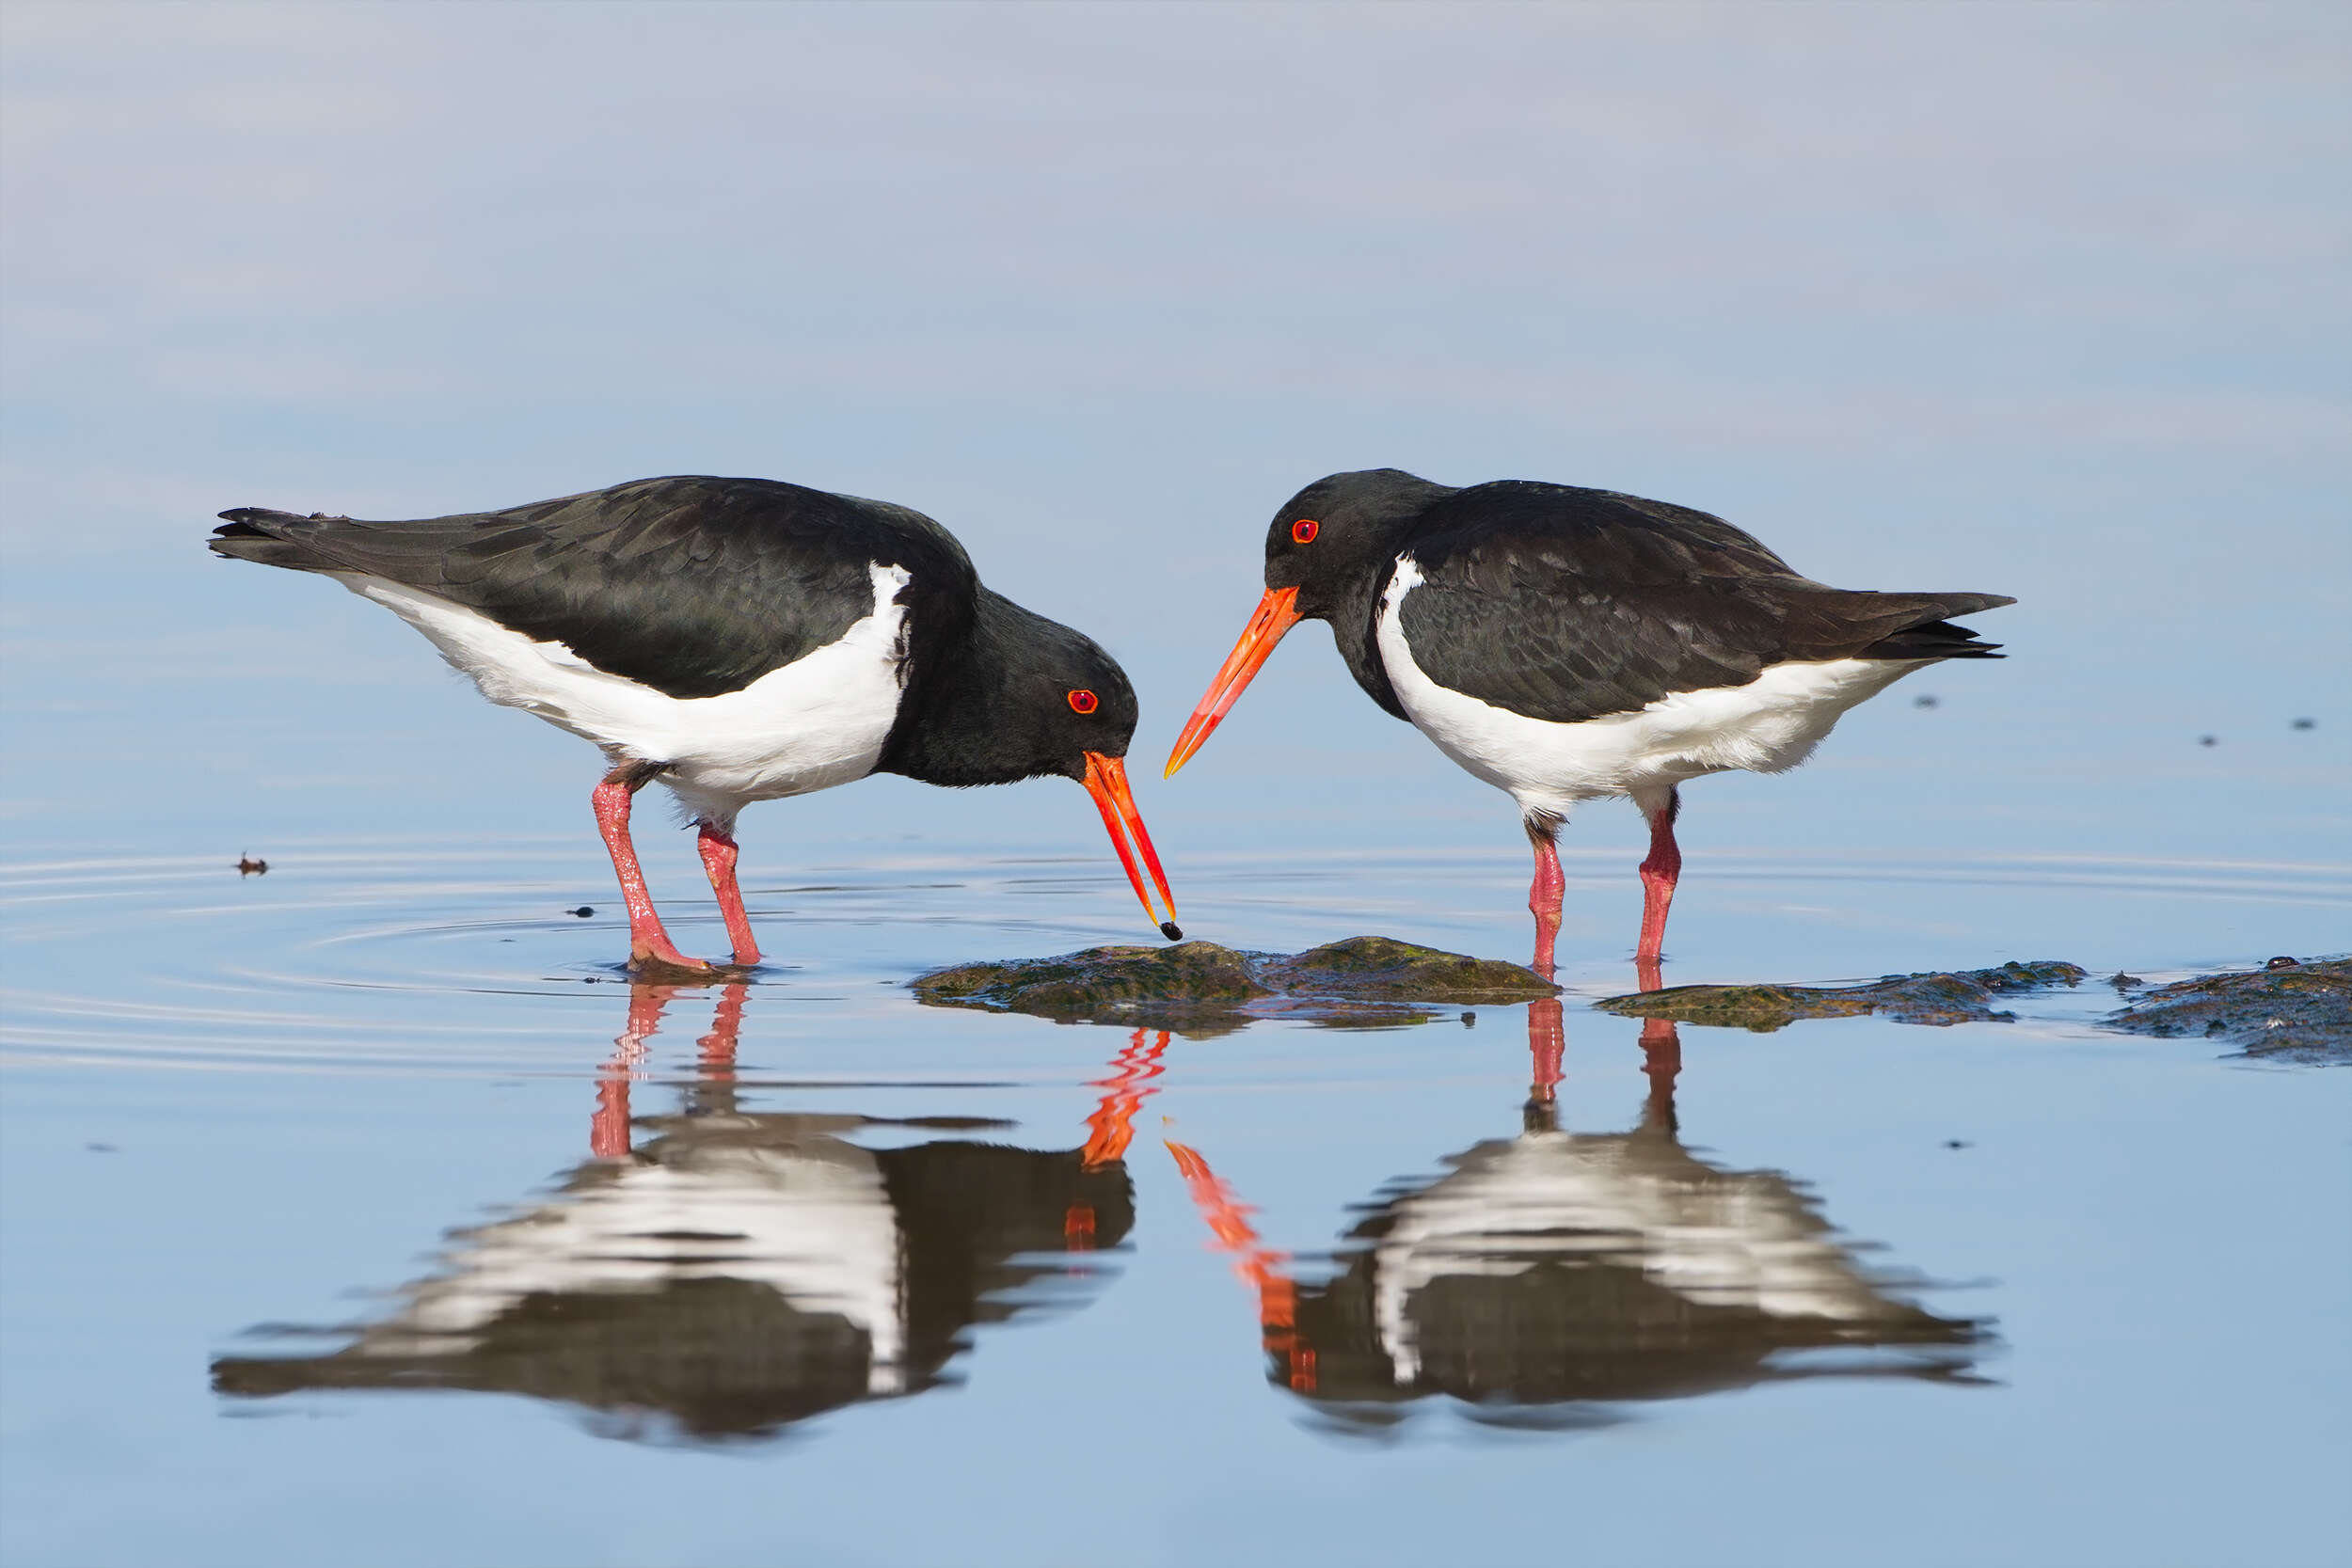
[1325,567,1409,721]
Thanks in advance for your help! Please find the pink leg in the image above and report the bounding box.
[1636,789,1682,966]
[1525,815,1565,979]
[696,824,761,966]
[591,763,709,974]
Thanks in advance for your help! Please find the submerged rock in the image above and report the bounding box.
[1595,960,2088,1032]
[2105,957,2350,1064]
[913,936,1556,1035]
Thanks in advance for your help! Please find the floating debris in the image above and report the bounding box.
[2291,718,2316,731]
[2106,957,2349,1064]
[1595,960,2088,1031]
[569,906,596,918]
[1913,694,1940,709]
[2198,735,2218,748]
[236,855,267,877]
[914,936,1556,1036]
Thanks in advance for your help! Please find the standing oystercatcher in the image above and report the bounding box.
[1164,470,2010,975]
[211,475,1179,974]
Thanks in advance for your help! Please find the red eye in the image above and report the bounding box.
[1068,689,1098,715]
[1292,518,1319,544]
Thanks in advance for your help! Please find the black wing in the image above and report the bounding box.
[212,476,977,699]
[1393,483,2012,723]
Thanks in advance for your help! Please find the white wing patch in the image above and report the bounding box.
[1376,555,1924,818]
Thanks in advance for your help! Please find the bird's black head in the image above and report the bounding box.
[1162,468,1456,780]
[1262,468,1455,620]
[889,587,1177,940]
[995,612,1142,784]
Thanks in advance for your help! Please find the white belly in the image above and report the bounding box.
[342,562,913,821]
[1376,557,1923,818]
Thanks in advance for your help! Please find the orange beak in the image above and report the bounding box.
[1163,586,1303,778]
[1081,752,1182,940]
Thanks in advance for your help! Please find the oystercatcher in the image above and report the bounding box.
[1165,470,2010,974]
[211,475,1179,973]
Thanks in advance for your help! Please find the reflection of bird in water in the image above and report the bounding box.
[1170,999,1980,1423]
[214,988,1169,1444]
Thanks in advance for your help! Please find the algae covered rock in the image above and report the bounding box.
[912,942,1268,1015]
[2106,957,2350,1063]
[1596,959,2088,1032]
[1258,936,1561,1006]
[913,935,1555,1034]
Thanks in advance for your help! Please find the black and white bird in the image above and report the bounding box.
[1164,470,2010,975]
[211,475,1180,974]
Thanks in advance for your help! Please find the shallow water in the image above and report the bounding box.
[2,833,2346,1567]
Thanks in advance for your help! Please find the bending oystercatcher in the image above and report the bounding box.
[1164,470,2010,974]
[211,475,1179,973]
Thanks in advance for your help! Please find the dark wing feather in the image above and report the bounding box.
[1396,483,2012,723]
[212,476,977,699]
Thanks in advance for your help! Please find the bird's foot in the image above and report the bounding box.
[626,934,730,982]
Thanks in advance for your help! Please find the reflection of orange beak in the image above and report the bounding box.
[1164,586,1302,777]
[1081,752,1182,940]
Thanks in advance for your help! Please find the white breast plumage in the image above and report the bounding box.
[1375,556,1924,820]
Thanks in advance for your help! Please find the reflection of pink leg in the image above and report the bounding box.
[592,763,708,974]
[1636,789,1682,966]
[1525,816,1565,978]
[593,984,676,1158]
[698,982,748,1073]
[1527,998,1565,1104]
[696,824,760,966]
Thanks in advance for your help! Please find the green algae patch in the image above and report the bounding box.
[1596,959,2089,1032]
[913,936,1555,1035]
[914,942,1267,1013]
[2106,957,2350,1063]
[1259,936,1562,1006]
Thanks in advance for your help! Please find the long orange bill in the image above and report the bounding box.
[1163,585,1302,778]
[1081,752,1182,940]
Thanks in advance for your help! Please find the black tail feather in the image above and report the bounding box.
[1862,618,2006,660]
[209,507,350,571]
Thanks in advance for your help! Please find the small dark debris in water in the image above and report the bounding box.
[2106,957,2349,1064]
[569,906,595,918]
[1596,959,2089,1032]
[2107,973,2143,990]
[2198,735,2217,747]
[1160,921,1184,942]
[86,1142,117,1153]
[237,855,267,876]
[2266,955,2298,970]
[1913,694,1940,708]
[914,936,1556,1037]
[1461,1011,1476,1027]
[1944,1139,1971,1150]
[2291,717,2316,731]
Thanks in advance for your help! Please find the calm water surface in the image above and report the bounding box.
[2,832,2346,1567]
